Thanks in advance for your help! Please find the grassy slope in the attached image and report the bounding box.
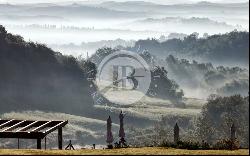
[0,148,249,155]
[0,97,206,148]
[0,111,120,147]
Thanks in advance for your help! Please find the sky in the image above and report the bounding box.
[0,0,248,5]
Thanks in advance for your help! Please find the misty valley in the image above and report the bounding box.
[0,0,249,153]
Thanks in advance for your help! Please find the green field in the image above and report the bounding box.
[0,148,249,155]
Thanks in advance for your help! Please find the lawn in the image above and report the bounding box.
[0,148,249,155]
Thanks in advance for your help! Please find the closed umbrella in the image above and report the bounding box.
[106,116,114,145]
[119,111,125,138]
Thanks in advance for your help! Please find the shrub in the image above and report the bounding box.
[201,140,210,150]
[176,141,200,150]
[159,141,177,148]
[160,140,209,150]
[212,139,240,150]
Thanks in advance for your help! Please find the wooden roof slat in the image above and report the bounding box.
[1,120,26,132]
[30,121,53,132]
[44,121,68,134]
[16,121,39,132]
[0,119,14,129]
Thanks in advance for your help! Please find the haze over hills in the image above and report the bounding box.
[0,0,248,5]
[0,3,145,19]
[98,1,249,13]
[123,17,243,34]
[0,0,248,111]
[0,0,249,149]
[0,1,248,58]
[1,1,248,24]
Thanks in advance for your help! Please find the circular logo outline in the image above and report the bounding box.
[96,50,151,105]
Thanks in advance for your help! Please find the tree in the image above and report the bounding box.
[197,94,249,147]
[148,66,184,106]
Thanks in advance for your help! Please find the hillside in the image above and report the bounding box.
[0,3,144,19]
[0,25,248,148]
[0,111,119,148]
[0,25,95,116]
[0,96,205,148]
[127,31,249,67]
[164,55,249,98]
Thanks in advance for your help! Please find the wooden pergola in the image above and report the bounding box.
[0,119,68,149]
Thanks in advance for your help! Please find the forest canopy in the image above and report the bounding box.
[0,25,94,116]
[127,31,249,66]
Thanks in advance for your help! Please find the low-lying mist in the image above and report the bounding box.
[0,1,248,57]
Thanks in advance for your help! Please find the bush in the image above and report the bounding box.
[212,139,240,150]
[159,141,177,148]
[176,141,200,150]
[201,140,210,150]
[160,139,240,150]
[160,140,210,150]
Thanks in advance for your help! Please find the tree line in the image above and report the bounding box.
[127,31,249,66]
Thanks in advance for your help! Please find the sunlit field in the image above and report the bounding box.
[0,148,249,155]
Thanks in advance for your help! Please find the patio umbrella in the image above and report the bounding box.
[106,116,114,145]
[119,111,125,138]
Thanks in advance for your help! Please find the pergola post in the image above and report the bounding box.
[45,137,47,150]
[58,127,62,150]
[17,138,20,149]
[37,139,42,149]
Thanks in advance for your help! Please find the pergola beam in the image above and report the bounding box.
[0,120,9,125]
[0,119,14,129]
[44,121,68,135]
[16,121,39,132]
[0,131,45,139]
[1,120,27,132]
[30,121,53,132]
